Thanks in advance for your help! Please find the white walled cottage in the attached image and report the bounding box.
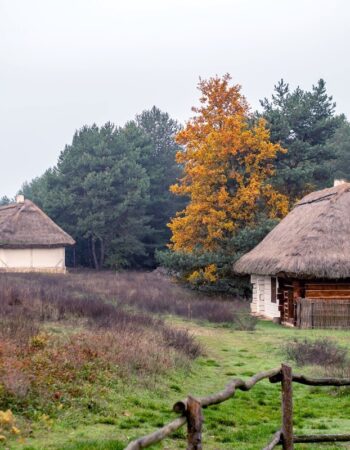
[0,196,75,273]
[234,182,350,327]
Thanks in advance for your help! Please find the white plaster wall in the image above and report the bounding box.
[250,275,280,319]
[32,248,65,268]
[0,248,65,271]
[251,275,258,313]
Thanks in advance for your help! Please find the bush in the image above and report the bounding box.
[0,409,20,442]
[161,327,202,359]
[231,311,258,331]
[285,338,348,368]
[156,216,279,296]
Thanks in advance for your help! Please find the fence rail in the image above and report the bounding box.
[124,364,350,450]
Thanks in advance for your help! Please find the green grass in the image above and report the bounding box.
[7,319,350,449]
[22,441,125,450]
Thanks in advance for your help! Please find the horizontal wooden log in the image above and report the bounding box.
[306,283,350,287]
[305,282,350,288]
[293,433,350,443]
[270,371,350,386]
[262,432,350,447]
[305,291,350,296]
[174,367,280,413]
[124,416,186,450]
[293,373,350,386]
[305,290,350,298]
[263,430,282,450]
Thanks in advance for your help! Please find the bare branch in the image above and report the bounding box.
[263,430,282,450]
[270,373,350,387]
[124,416,186,450]
[292,374,350,386]
[175,367,281,412]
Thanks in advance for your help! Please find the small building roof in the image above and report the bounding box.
[234,183,350,279]
[0,199,75,248]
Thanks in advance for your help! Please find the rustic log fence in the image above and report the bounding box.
[125,364,350,450]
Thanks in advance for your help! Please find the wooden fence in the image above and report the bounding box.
[296,298,350,328]
[124,364,350,450]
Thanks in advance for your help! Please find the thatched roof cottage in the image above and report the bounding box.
[0,196,75,273]
[234,181,350,328]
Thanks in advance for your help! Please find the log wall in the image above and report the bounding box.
[304,281,350,299]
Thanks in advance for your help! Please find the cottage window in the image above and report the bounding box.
[271,277,277,303]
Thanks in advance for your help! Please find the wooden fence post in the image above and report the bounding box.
[296,300,301,328]
[186,396,203,450]
[281,364,293,450]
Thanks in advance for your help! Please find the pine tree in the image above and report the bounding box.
[260,79,344,202]
[135,106,185,266]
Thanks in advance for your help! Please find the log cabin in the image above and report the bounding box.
[0,195,75,273]
[234,181,350,327]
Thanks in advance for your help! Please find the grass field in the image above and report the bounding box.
[8,320,350,450]
[2,273,350,449]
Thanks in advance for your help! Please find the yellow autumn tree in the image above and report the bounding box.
[169,74,288,256]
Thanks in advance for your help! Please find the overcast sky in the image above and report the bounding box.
[1,0,349,198]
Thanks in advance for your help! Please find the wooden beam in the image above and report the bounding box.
[305,290,350,298]
[293,433,350,443]
[186,396,203,450]
[281,364,293,450]
[174,367,281,413]
[270,373,350,387]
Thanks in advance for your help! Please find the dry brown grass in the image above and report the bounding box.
[67,269,249,324]
[0,271,204,411]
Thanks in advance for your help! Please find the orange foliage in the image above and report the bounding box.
[169,74,289,252]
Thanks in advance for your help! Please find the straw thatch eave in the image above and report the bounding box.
[0,200,75,248]
[233,183,350,279]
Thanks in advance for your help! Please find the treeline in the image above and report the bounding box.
[3,77,350,283]
[20,107,185,269]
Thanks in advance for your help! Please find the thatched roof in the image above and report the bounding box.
[0,199,75,248]
[234,183,350,279]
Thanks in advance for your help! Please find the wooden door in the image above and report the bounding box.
[278,279,294,324]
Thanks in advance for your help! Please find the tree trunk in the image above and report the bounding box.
[99,238,105,270]
[91,237,100,270]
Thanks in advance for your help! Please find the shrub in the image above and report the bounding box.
[30,332,49,350]
[231,311,258,331]
[285,338,348,368]
[161,327,202,359]
[0,409,20,442]
[156,216,279,296]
